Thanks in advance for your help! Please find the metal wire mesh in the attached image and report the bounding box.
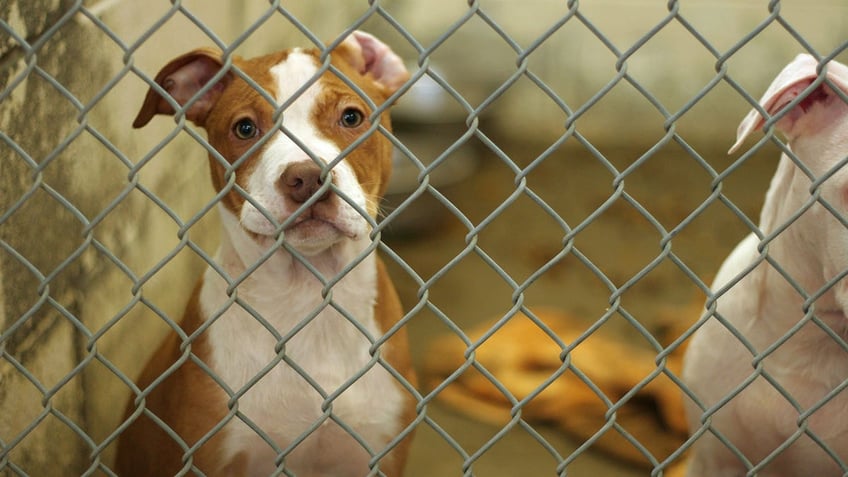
[2,1,848,476]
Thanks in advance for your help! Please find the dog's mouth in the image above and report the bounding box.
[243,208,359,252]
[286,215,353,238]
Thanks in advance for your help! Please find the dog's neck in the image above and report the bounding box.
[202,203,380,349]
[198,207,392,473]
[760,144,848,319]
[205,206,381,342]
[758,153,824,297]
[755,148,848,353]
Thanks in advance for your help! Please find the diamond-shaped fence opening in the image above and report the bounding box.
[2,1,848,476]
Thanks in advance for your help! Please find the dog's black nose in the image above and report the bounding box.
[280,161,330,204]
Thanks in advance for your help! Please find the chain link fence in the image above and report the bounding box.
[2,1,847,476]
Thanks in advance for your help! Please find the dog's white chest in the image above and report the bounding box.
[200,252,405,475]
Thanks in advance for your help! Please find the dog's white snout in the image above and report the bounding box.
[279,160,332,204]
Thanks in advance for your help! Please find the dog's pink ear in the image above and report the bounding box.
[133,48,230,128]
[729,53,848,154]
[336,31,409,94]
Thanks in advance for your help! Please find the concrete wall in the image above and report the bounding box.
[379,0,848,147]
[1,1,103,471]
[0,0,845,473]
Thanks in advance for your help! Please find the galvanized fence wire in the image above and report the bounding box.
[1,0,848,475]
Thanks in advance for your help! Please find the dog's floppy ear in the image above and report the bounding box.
[729,53,848,154]
[334,31,409,95]
[133,48,231,128]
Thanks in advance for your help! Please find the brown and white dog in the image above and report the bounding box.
[115,31,416,476]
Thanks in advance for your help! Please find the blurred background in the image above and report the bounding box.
[1,0,847,474]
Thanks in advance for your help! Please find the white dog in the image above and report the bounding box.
[683,54,848,476]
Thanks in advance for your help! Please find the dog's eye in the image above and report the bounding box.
[233,118,258,139]
[339,108,364,128]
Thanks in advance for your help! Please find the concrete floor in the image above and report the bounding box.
[381,125,777,476]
